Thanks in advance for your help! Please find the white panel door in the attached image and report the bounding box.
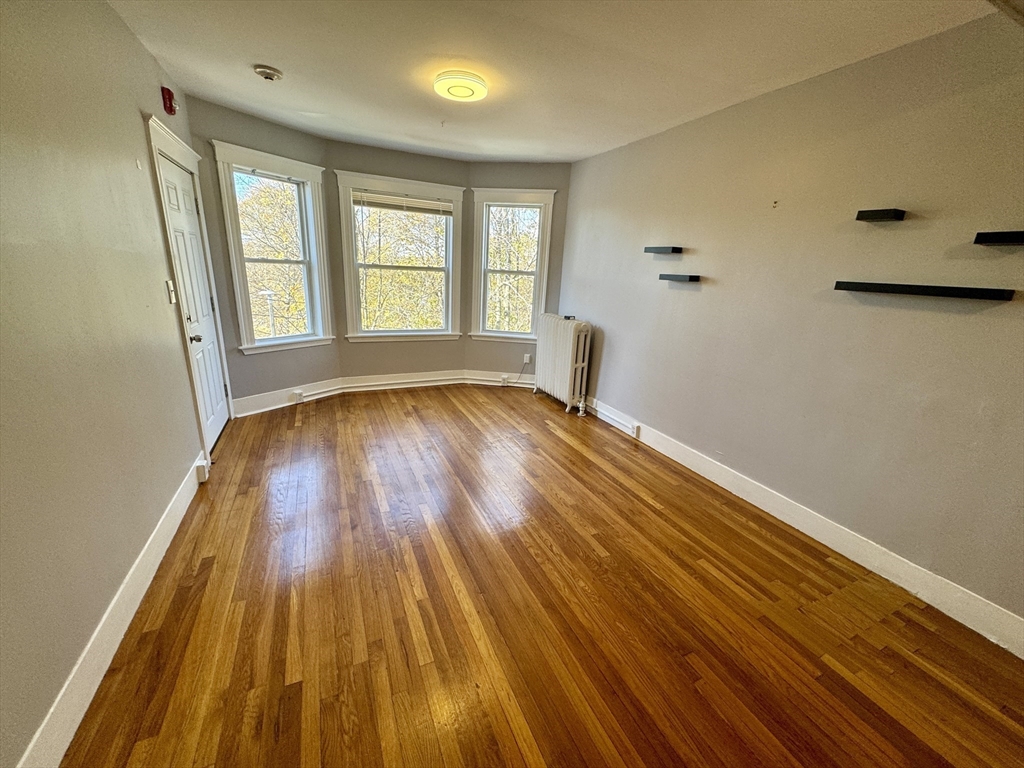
[158,154,229,449]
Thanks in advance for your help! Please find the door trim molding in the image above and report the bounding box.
[16,453,206,768]
[146,115,234,463]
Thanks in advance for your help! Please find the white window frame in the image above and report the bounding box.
[212,140,334,354]
[471,188,556,342]
[336,170,464,342]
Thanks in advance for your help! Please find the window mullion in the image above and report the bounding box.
[486,268,537,277]
[357,263,446,273]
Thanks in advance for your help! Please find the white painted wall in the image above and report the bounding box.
[559,16,1024,617]
[0,3,203,765]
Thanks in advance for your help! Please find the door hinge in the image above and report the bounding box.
[224,383,229,398]
[210,296,215,312]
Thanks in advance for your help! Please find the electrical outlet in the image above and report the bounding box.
[500,375,509,386]
[523,353,531,364]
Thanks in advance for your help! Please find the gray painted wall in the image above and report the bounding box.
[0,3,202,765]
[559,15,1024,616]
[187,98,571,398]
[1,7,1019,766]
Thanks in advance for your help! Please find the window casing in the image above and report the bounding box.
[212,141,333,354]
[471,189,556,341]
[336,171,464,341]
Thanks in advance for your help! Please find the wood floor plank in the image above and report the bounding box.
[61,385,1024,768]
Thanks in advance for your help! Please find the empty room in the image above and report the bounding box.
[2,1,1023,766]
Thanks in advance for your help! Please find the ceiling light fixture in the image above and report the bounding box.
[253,64,283,81]
[433,70,487,102]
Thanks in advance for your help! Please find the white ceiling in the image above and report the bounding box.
[111,0,994,162]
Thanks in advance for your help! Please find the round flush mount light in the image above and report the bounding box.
[433,70,487,102]
[253,64,284,81]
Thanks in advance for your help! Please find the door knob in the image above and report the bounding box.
[189,334,203,343]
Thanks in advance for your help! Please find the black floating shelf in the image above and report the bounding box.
[856,208,906,221]
[834,281,1014,302]
[974,231,1024,246]
[659,274,701,283]
[644,246,684,254]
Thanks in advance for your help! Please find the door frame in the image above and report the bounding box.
[145,115,234,473]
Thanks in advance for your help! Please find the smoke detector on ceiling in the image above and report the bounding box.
[253,64,283,81]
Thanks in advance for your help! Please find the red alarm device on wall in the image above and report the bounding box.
[161,86,177,116]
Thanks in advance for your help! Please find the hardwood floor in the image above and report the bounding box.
[63,385,1024,767]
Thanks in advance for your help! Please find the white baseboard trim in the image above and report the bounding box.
[232,369,537,417]
[587,396,1024,658]
[586,397,638,436]
[17,453,206,768]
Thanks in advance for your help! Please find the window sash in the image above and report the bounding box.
[353,201,453,334]
[213,140,334,353]
[483,278,538,335]
[248,261,315,340]
[483,203,541,273]
[236,172,314,339]
[470,190,554,339]
[357,265,449,333]
[337,170,464,340]
[482,203,541,334]
[249,267,314,340]
[483,268,538,334]
[234,170,309,264]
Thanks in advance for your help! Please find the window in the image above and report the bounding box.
[336,171,464,341]
[471,189,556,340]
[212,141,333,354]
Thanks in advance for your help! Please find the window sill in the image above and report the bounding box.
[240,336,335,355]
[469,333,537,343]
[345,332,462,343]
